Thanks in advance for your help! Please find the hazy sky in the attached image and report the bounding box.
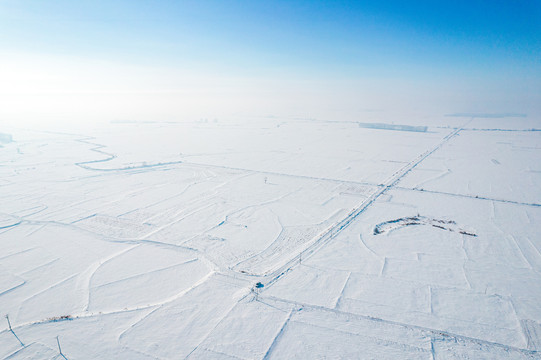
[1,0,540,125]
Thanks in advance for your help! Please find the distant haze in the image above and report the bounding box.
[1,0,540,127]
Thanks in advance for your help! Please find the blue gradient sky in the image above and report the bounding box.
[1,0,540,124]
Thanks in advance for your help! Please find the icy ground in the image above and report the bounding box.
[1,116,541,359]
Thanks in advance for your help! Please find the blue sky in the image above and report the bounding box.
[1,0,540,123]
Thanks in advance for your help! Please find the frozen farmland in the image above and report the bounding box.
[1,116,541,359]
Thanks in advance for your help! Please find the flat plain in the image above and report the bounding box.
[1,116,540,359]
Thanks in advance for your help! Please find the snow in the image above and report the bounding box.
[358,122,428,132]
[1,116,540,359]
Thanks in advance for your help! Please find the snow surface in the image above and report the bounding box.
[1,117,540,359]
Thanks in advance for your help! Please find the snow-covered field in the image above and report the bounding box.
[1,116,540,359]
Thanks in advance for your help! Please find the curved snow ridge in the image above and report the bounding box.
[74,136,117,170]
[75,136,183,171]
[0,214,22,229]
[6,270,219,333]
[373,215,477,237]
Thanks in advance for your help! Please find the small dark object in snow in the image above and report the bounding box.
[255,282,264,288]
[48,315,72,322]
